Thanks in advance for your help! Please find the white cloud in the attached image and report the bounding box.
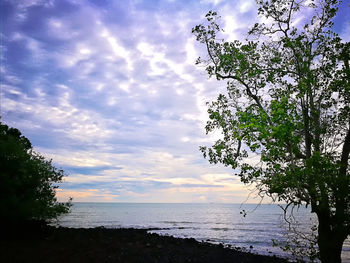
[102,28,134,72]
[3,83,114,144]
[239,0,254,13]
[200,0,224,6]
[185,38,198,65]
[340,23,350,42]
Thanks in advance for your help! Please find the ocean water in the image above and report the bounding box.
[56,202,350,261]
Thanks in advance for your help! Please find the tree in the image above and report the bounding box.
[192,0,349,262]
[0,121,71,223]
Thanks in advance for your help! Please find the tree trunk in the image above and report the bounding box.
[317,213,345,263]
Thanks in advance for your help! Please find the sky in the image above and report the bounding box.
[1,0,349,203]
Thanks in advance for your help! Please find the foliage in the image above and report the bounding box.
[193,0,349,262]
[275,225,319,263]
[273,206,320,262]
[0,121,71,222]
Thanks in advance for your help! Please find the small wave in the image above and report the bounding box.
[210,227,230,231]
[150,226,202,231]
[232,228,271,232]
[229,240,266,245]
[159,221,196,224]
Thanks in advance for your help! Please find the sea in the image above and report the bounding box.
[56,202,350,262]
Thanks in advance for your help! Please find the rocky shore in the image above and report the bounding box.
[1,225,289,263]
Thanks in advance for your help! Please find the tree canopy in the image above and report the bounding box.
[193,0,349,262]
[0,121,71,222]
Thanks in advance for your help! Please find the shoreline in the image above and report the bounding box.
[1,224,289,263]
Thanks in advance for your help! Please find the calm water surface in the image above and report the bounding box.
[56,202,350,261]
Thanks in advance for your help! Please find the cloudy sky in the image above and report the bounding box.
[1,0,349,203]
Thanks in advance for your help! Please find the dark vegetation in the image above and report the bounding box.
[0,226,288,263]
[0,121,71,224]
[193,0,349,262]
